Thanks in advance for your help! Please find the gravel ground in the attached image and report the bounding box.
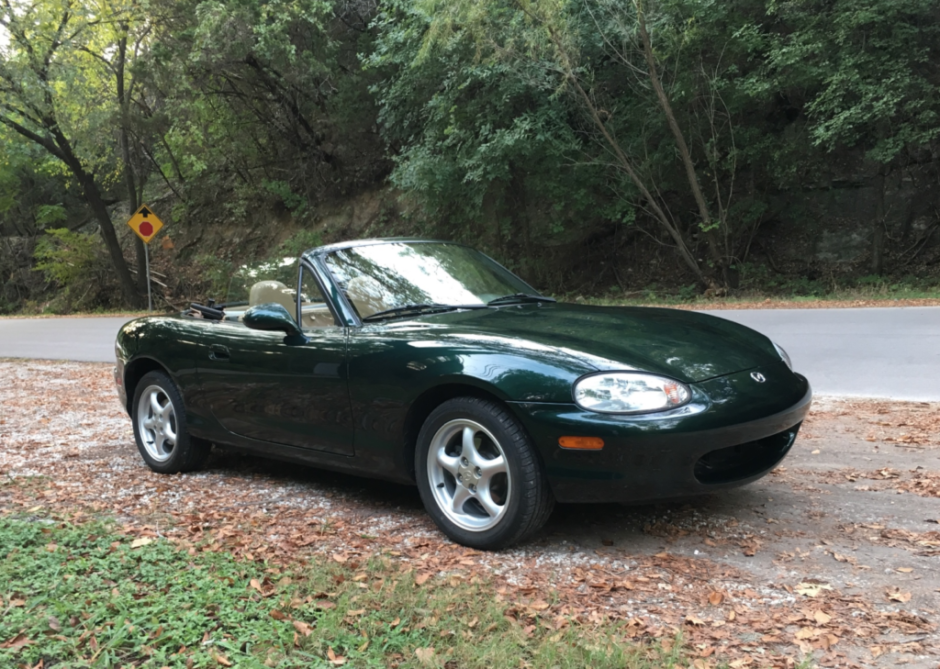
[0,361,937,668]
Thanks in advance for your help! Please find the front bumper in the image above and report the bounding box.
[510,367,811,503]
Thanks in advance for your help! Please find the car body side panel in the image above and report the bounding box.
[344,322,599,477]
[193,320,354,456]
[117,316,209,428]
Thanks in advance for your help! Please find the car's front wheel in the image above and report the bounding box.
[415,397,554,550]
[132,371,210,474]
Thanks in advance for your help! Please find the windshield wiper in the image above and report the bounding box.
[487,293,556,306]
[362,303,466,322]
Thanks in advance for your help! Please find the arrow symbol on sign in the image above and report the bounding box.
[139,206,151,217]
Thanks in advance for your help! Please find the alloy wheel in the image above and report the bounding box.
[427,418,512,532]
[137,384,177,463]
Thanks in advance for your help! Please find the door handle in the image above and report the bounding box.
[209,344,230,361]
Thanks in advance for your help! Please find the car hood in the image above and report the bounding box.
[420,303,780,383]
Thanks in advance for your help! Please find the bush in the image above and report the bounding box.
[32,228,120,312]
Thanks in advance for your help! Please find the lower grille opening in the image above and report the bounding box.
[694,424,800,484]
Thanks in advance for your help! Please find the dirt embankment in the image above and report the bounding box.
[0,362,937,668]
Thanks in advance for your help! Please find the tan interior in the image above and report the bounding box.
[345,275,389,318]
[249,280,296,314]
[299,303,334,329]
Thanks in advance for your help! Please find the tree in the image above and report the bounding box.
[377,0,757,287]
[0,0,144,305]
[759,0,940,274]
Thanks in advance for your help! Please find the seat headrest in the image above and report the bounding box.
[249,280,295,314]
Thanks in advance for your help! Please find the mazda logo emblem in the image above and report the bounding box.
[750,372,766,383]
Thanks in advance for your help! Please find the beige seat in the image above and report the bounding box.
[299,303,334,329]
[249,280,296,315]
[345,276,389,318]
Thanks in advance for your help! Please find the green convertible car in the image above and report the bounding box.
[114,238,811,549]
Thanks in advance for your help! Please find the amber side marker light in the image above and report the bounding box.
[559,436,605,450]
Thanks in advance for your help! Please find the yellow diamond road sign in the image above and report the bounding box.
[127,204,164,244]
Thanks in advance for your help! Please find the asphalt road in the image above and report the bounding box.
[704,306,940,401]
[0,306,937,400]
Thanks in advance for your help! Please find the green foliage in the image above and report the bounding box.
[761,0,940,164]
[0,513,692,668]
[4,0,940,310]
[193,253,236,300]
[34,204,68,228]
[277,229,324,257]
[31,228,120,311]
[262,179,308,213]
[32,229,98,288]
[0,516,315,667]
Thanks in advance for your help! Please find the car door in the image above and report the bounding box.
[197,262,354,456]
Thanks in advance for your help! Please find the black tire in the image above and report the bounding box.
[131,370,210,474]
[415,397,554,550]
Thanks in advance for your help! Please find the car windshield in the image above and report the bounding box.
[324,242,537,319]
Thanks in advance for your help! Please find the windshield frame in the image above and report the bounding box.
[308,239,541,327]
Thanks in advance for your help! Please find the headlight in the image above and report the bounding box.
[573,373,691,414]
[773,341,792,371]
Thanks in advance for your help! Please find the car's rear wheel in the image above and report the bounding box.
[132,371,210,474]
[415,397,554,550]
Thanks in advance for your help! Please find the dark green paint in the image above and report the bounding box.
[243,302,305,339]
[115,239,811,502]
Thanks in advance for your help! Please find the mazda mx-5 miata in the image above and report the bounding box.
[114,238,811,549]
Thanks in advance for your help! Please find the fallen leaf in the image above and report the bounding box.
[814,610,831,625]
[415,647,435,665]
[213,650,232,666]
[130,537,153,549]
[0,634,32,649]
[887,590,912,603]
[292,620,313,637]
[269,609,288,621]
[415,572,431,586]
[896,567,913,573]
[795,582,833,597]
[685,614,705,626]
[327,647,346,666]
[708,592,724,606]
[249,579,264,594]
[795,626,821,640]
[332,553,348,564]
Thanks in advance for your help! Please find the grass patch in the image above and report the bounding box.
[0,514,690,668]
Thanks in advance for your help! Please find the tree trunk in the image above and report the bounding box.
[635,0,724,286]
[81,172,140,306]
[57,140,139,306]
[871,169,886,275]
[116,32,148,296]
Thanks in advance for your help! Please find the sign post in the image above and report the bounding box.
[126,205,165,312]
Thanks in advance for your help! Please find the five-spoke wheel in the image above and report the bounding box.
[137,384,178,462]
[131,370,210,474]
[416,397,554,550]
[427,419,511,531]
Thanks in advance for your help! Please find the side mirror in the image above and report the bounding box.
[243,303,305,341]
